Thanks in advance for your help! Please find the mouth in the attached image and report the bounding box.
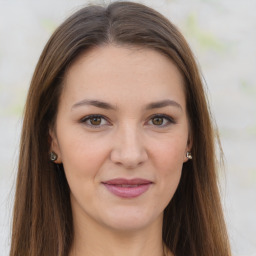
[102,178,153,198]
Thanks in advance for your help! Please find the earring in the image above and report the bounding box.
[50,151,58,162]
[186,152,192,160]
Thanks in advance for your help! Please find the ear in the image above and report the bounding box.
[49,128,62,164]
[183,133,193,163]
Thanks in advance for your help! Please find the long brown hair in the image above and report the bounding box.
[10,2,231,256]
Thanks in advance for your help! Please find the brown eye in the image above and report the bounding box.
[152,117,164,125]
[81,115,109,128]
[89,117,102,125]
[148,114,175,127]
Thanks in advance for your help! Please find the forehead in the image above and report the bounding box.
[61,45,186,109]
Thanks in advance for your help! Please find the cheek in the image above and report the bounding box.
[58,129,111,178]
[153,135,186,170]
[151,137,186,195]
[58,132,112,206]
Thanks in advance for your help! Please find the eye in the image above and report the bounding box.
[80,115,110,128]
[148,114,175,127]
[89,116,102,125]
[152,116,164,125]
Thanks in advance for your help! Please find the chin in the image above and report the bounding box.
[100,207,162,232]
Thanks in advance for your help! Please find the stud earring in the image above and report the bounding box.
[50,151,58,162]
[186,152,192,160]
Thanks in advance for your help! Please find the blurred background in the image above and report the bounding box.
[0,0,255,255]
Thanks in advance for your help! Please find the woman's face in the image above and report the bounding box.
[50,45,191,232]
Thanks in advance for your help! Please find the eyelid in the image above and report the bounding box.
[80,113,175,128]
[146,114,176,127]
[80,114,111,128]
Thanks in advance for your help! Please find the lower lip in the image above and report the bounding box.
[103,183,151,198]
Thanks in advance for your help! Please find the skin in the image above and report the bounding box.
[50,45,191,256]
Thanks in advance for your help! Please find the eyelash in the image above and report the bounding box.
[80,114,110,128]
[80,114,175,128]
[147,114,175,127]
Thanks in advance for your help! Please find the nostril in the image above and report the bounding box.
[110,148,148,169]
[109,129,148,168]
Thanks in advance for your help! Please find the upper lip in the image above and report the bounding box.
[102,178,152,185]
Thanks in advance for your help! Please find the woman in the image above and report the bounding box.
[10,2,231,256]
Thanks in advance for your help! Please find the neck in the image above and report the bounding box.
[69,211,168,256]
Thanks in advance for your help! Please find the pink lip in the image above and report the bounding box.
[102,178,152,198]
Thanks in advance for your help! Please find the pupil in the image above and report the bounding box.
[90,117,101,125]
[153,117,163,125]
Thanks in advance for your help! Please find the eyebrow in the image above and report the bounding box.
[72,99,116,110]
[145,99,182,111]
[71,99,182,111]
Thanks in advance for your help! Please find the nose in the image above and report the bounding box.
[110,124,148,169]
